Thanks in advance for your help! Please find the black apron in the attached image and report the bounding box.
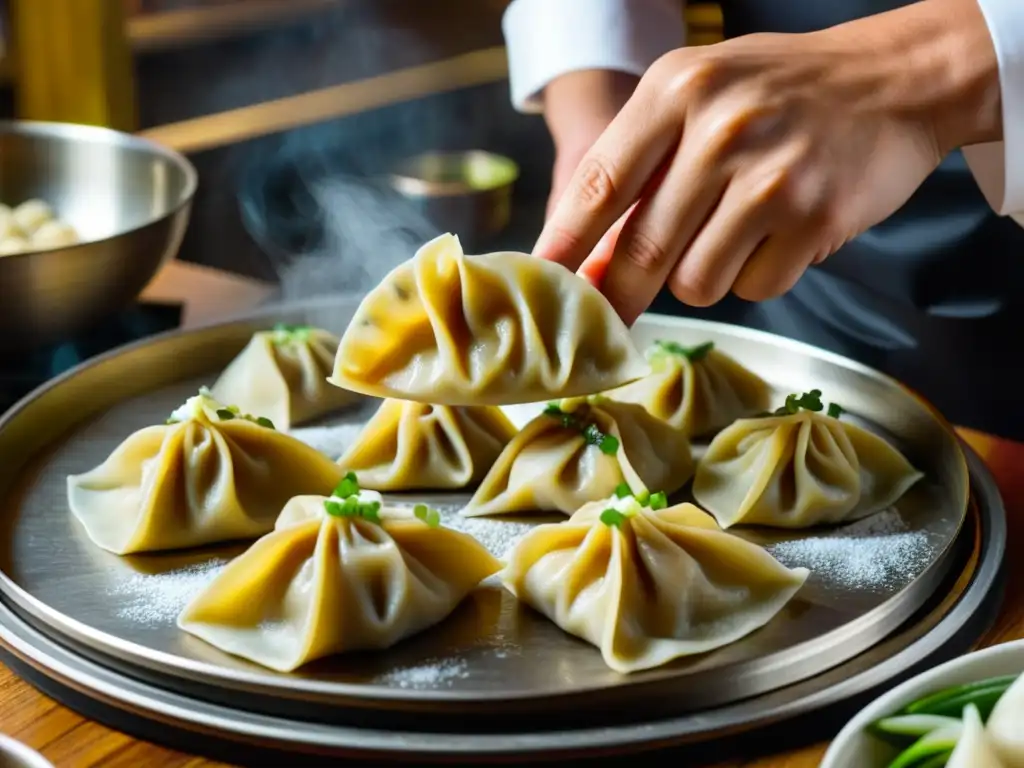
[650,0,1024,440]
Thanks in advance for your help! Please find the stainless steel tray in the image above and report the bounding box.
[0,443,999,761]
[0,299,969,726]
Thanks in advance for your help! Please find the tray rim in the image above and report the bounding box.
[0,300,971,708]
[0,440,1000,758]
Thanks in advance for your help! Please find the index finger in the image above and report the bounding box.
[532,87,680,273]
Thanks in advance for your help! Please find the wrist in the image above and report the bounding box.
[829,0,1002,154]
[543,69,640,150]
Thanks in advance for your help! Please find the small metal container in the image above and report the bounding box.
[0,735,53,768]
[388,150,519,249]
[0,120,197,350]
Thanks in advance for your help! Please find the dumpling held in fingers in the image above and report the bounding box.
[501,491,809,673]
[463,396,693,517]
[329,233,650,406]
[607,339,770,437]
[337,398,517,491]
[178,474,501,672]
[212,324,358,431]
[692,389,923,529]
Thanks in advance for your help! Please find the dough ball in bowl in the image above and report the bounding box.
[0,236,31,256]
[12,199,54,235]
[31,220,79,249]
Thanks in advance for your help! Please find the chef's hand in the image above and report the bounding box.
[533,0,1003,325]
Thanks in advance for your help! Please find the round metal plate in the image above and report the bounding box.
[0,443,1000,760]
[0,301,969,725]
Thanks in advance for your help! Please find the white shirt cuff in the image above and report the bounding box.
[502,0,686,114]
[963,0,1024,225]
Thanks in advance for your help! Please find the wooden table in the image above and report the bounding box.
[1,264,1021,768]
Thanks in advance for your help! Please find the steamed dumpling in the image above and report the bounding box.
[178,487,501,672]
[501,494,808,673]
[31,219,80,249]
[692,390,923,529]
[607,340,770,437]
[67,388,343,554]
[986,673,1024,765]
[947,704,1006,767]
[212,325,358,430]
[12,199,54,235]
[463,396,693,517]
[0,236,29,255]
[337,399,517,491]
[329,233,649,406]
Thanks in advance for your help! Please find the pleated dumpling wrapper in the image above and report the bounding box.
[608,340,770,437]
[211,324,357,431]
[463,396,693,517]
[337,399,518,490]
[692,389,924,529]
[177,475,502,672]
[329,232,650,405]
[982,672,1024,765]
[501,490,808,673]
[67,388,344,555]
[946,703,1007,767]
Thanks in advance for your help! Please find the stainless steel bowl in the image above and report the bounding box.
[0,120,197,350]
[0,734,52,768]
[388,150,518,250]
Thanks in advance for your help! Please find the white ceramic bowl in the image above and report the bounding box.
[821,638,1024,767]
[0,733,53,768]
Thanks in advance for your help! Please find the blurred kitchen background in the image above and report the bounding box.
[0,0,723,301]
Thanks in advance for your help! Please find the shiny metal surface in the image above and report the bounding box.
[0,300,969,725]
[0,444,998,759]
[388,150,518,249]
[0,734,53,768]
[0,121,196,349]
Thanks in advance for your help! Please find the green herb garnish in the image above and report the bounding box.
[256,416,276,429]
[649,491,668,510]
[543,404,620,455]
[770,389,844,419]
[414,504,441,528]
[650,339,715,362]
[600,508,628,528]
[613,483,632,499]
[270,323,313,344]
[324,496,382,523]
[333,471,360,499]
[216,408,236,420]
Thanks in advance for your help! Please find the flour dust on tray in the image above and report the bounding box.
[288,422,367,459]
[767,510,933,592]
[374,657,471,690]
[107,558,229,627]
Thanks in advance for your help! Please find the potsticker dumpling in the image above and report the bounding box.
[337,399,517,490]
[501,493,808,673]
[178,482,501,672]
[692,390,924,529]
[67,388,343,555]
[212,325,357,430]
[329,233,649,406]
[463,396,693,517]
[608,340,770,437]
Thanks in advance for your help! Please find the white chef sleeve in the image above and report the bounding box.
[502,0,686,114]
[963,0,1024,226]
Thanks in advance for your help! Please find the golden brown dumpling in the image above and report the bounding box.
[692,390,924,529]
[463,396,693,517]
[212,325,357,430]
[67,388,343,554]
[337,399,517,490]
[608,340,770,436]
[178,485,501,672]
[329,233,649,405]
[501,493,808,673]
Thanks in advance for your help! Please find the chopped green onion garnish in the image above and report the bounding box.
[635,489,651,506]
[614,483,631,499]
[769,390,844,419]
[216,409,236,420]
[650,339,715,362]
[255,416,275,429]
[361,501,382,524]
[333,471,359,499]
[165,418,178,425]
[323,496,381,523]
[226,405,240,414]
[648,491,668,510]
[598,434,619,455]
[827,402,844,419]
[414,504,441,528]
[600,508,627,529]
[545,403,619,455]
[324,500,344,517]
